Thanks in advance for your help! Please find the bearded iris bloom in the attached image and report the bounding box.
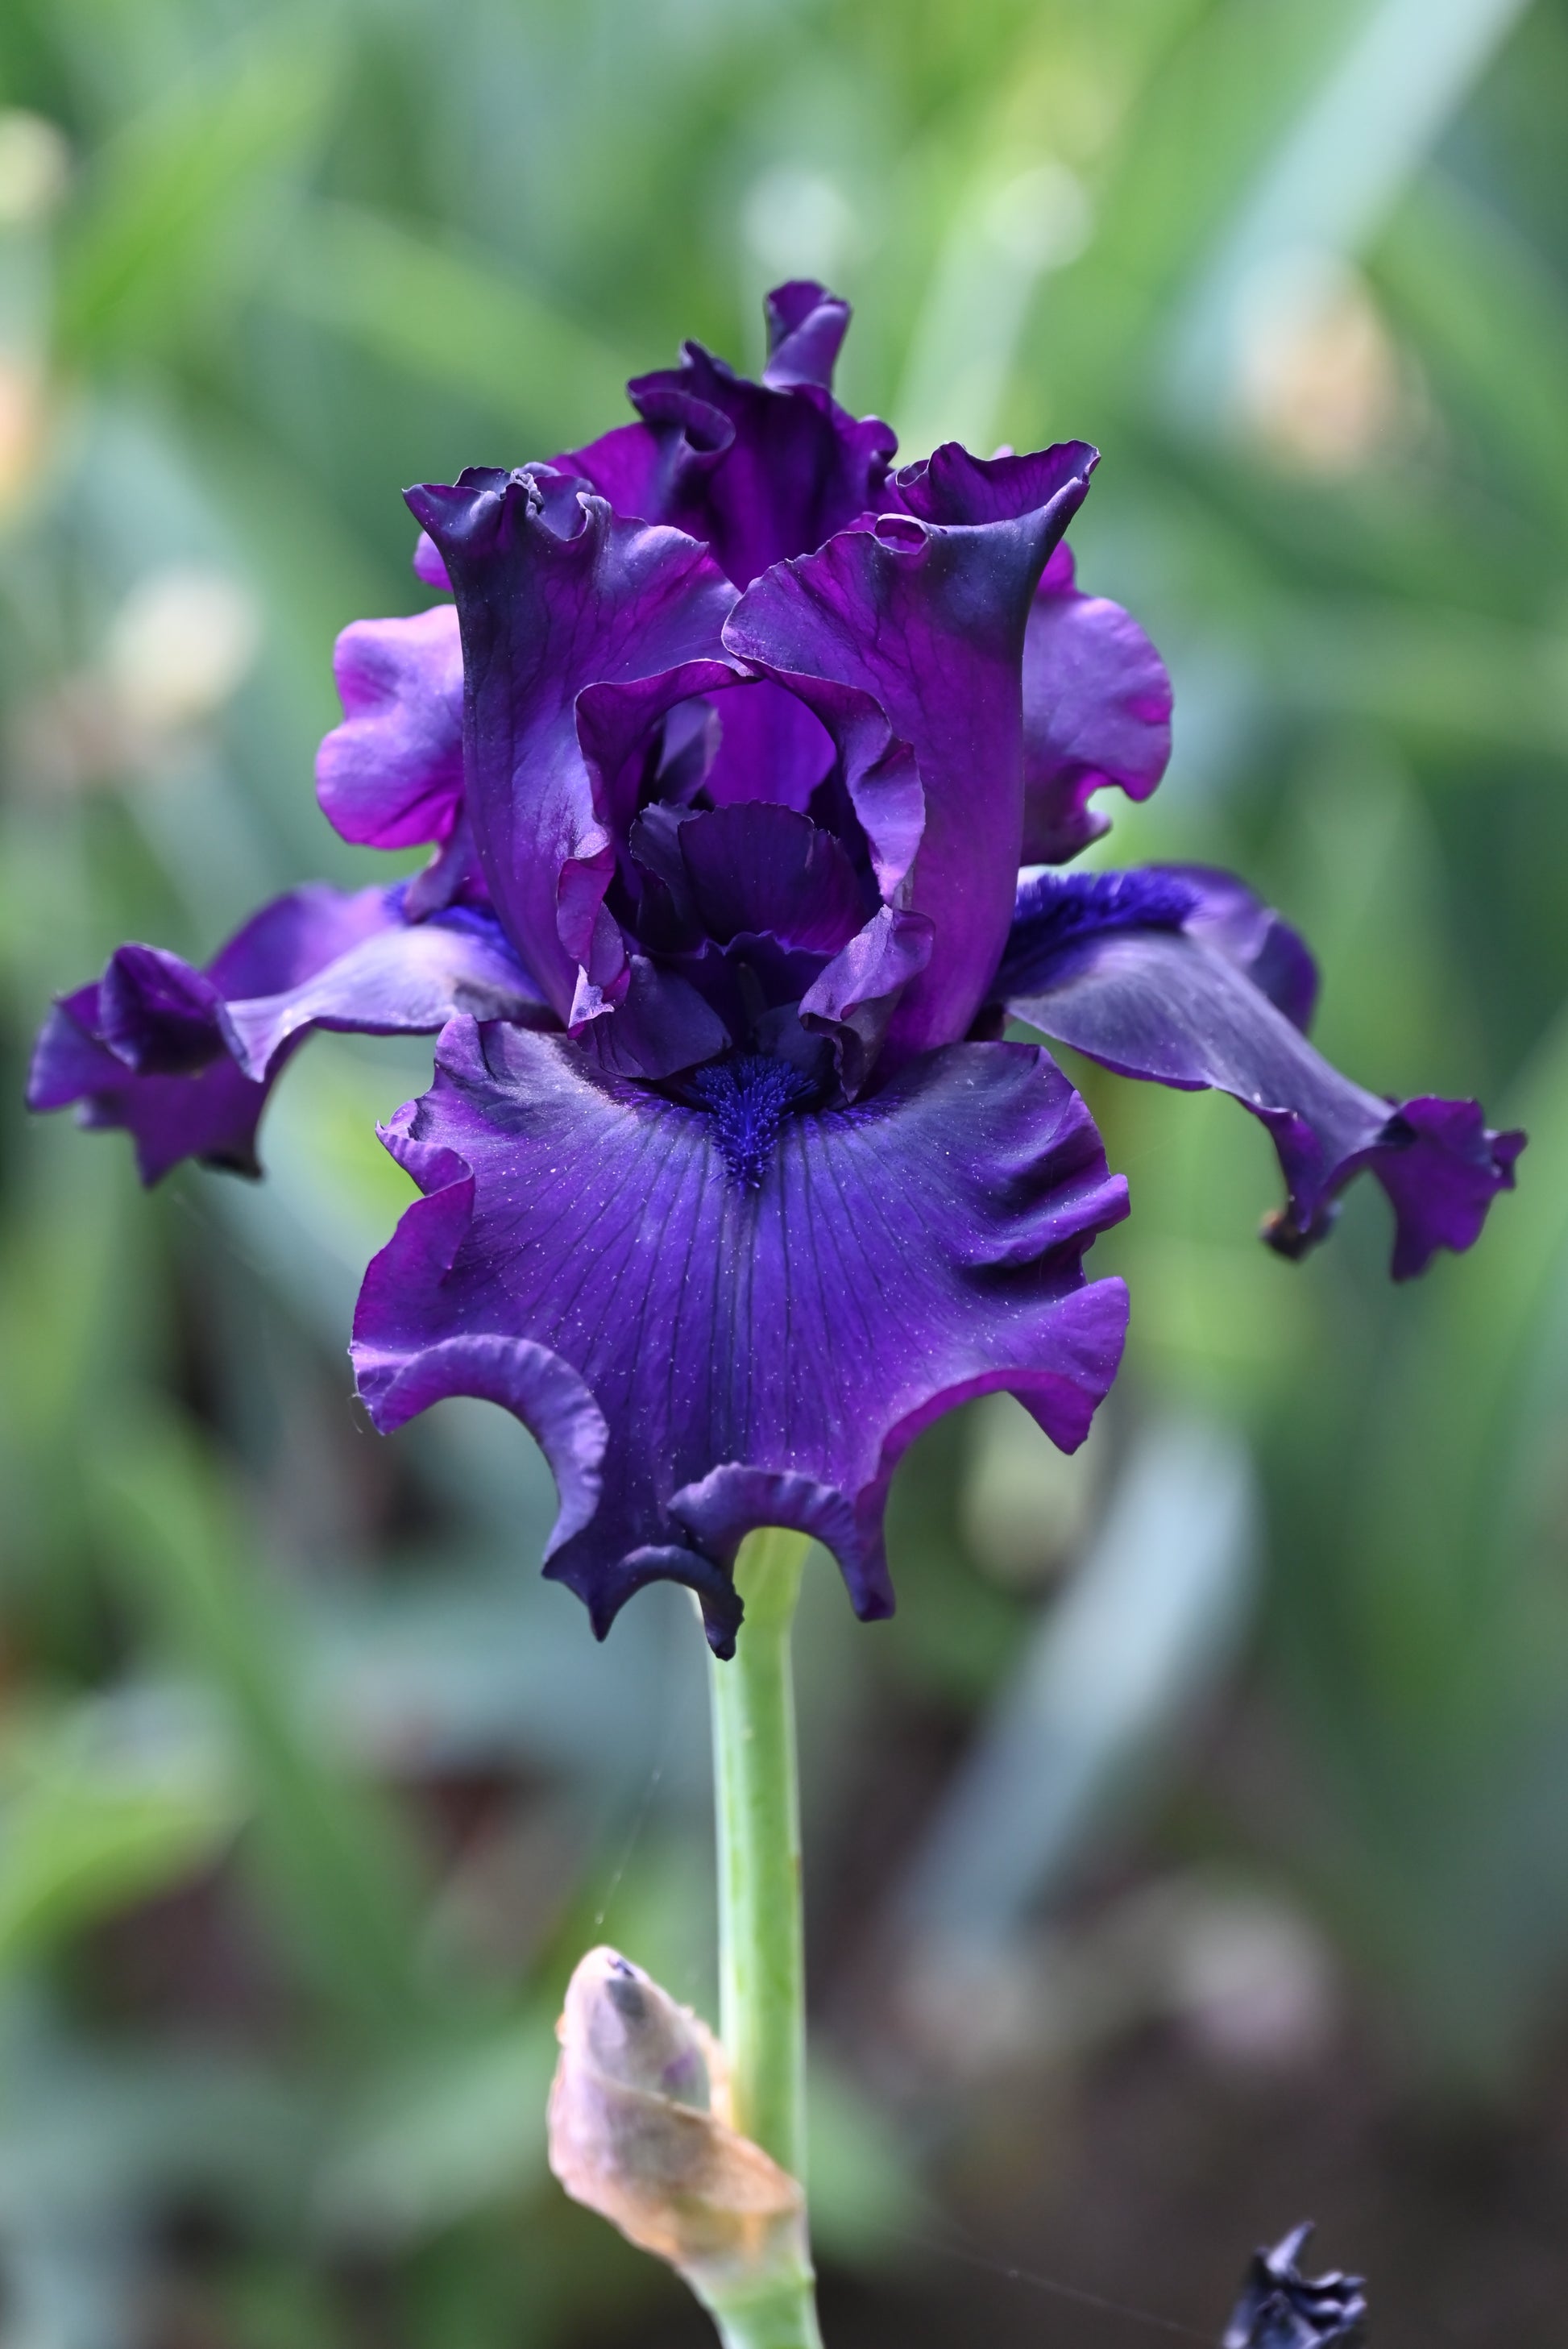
[30,281,1522,1656]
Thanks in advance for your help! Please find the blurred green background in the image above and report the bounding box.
[3,1,1568,2342]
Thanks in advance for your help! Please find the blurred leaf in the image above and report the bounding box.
[1378,168,1568,539]
[56,21,342,363]
[90,1404,444,2041]
[0,1691,239,1969]
[268,202,634,443]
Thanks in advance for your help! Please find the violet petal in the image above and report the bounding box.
[1019,542,1172,865]
[351,1021,1129,1652]
[406,466,738,1019]
[317,604,464,850]
[761,280,852,390]
[726,442,1095,1061]
[556,288,897,587]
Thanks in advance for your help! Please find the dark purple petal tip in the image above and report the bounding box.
[1222,2223,1367,2349]
[350,1021,1128,1653]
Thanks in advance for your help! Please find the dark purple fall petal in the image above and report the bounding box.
[1222,2223,1367,2349]
[351,1020,1129,1653]
[317,604,464,850]
[726,443,1095,1061]
[406,466,739,1023]
[28,886,547,1184]
[999,869,1524,1277]
[1019,541,1173,865]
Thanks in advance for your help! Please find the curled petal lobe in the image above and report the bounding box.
[727,443,1094,1060]
[407,466,739,1018]
[1019,541,1172,865]
[761,280,851,390]
[27,886,547,1185]
[351,1020,1128,1650]
[317,604,464,850]
[1000,867,1523,1277]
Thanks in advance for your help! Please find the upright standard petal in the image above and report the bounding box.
[1020,542,1172,865]
[999,868,1524,1276]
[406,467,739,1020]
[28,886,546,1185]
[351,1022,1129,1653]
[555,286,896,588]
[726,443,1096,1062]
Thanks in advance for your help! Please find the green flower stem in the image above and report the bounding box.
[703,1525,823,2349]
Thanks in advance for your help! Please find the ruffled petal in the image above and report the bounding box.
[725,442,1095,1064]
[999,868,1524,1277]
[406,466,739,1021]
[351,1022,1129,1653]
[317,604,464,850]
[555,284,896,589]
[1019,542,1172,864]
[27,886,547,1185]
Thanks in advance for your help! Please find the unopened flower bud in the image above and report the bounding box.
[547,1947,806,2296]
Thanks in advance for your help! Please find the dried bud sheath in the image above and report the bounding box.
[548,1947,810,2307]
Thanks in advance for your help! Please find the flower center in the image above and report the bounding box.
[690,1053,815,1189]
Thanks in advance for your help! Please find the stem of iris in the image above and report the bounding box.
[703,1525,823,2349]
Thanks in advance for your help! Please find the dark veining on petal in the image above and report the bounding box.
[688,1052,815,1189]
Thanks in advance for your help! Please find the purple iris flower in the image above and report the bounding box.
[28,281,1522,1654]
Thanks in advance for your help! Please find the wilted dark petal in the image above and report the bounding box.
[407,467,738,1019]
[27,886,547,1185]
[351,1022,1129,1653]
[557,296,897,587]
[727,444,1094,1063]
[1222,2224,1367,2349]
[1019,541,1172,865]
[1001,878,1523,1278]
[317,605,464,849]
